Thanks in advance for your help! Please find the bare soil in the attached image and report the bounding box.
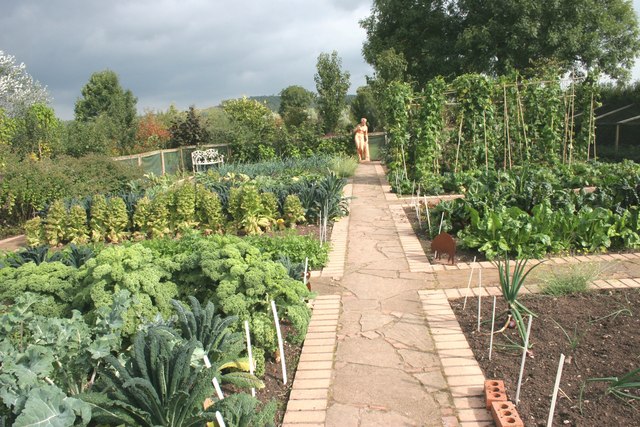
[451,288,640,426]
[256,324,303,425]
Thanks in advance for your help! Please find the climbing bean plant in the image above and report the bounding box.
[451,74,497,173]
[380,81,413,180]
[380,68,599,194]
[414,76,447,180]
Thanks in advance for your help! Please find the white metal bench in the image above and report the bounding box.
[191,148,224,172]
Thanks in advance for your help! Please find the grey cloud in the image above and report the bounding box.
[1,0,374,119]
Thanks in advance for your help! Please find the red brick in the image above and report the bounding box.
[490,401,524,427]
[484,380,507,409]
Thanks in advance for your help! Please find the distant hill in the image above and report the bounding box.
[248,96,281,112]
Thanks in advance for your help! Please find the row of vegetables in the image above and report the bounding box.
[1,154,355,426]
[418,160,640,259]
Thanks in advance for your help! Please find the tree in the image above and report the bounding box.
[222,97,278,161]
[362,0,640,84]
[0,50,50,116]
[350,86,380,131]
[278,85,315,128]
[361,1,460,86]
[169,106,211,148]
[135,111,171,152]
[74,70,138,154]
[314,51,351,134]
[11,103,60,159]
[365,48,409,129]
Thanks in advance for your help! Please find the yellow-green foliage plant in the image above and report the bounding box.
[171,182,197,233]
[24,216,44,246]
[44,200,66,246]
[132,196,152,240]
[228,185,270,235]
[195,184,224,233]
[260,192,278,231]
[65,204,89,244]
[90,194,109,243]
[149,193,171,238]
[283,194,306,228]
[104,197,129,243]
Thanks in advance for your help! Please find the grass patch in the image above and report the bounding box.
[329,154,358,178]
[539,262,603,296]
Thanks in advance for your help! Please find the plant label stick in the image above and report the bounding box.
[303,257,309,287]
[489,296,497,360]
[547,353,566,427]
[515,315,533,404]
[271,300,288,384]
[203,355,211,369]
[215,411,226,427]
[434,212,445,259]
[424,198,432,238]
[462,256,477,310]
[211,377,224,400]
[477,270,482,332]
[244,320,256,397]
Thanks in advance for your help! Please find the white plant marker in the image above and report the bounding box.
[462,256,477,310]
[438,212,445,233]
[244,320,256,397]
[271,300,288,384]
[215,411,226,427]
[203,355,211,368]
[303,257,309,287]
[414,198,421,227]
[477,269,482,332]
[424,198,432,238]
[434,212,446,259]
[211,377,224,400]
[489,296,497,360]
[515,315,533,404]
[546,353,566,427]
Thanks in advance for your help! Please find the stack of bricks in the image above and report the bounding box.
[281,295,340,427]
[484,380,524,427]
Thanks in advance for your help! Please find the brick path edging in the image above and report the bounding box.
[281,295,341,426]
[419,278,640,426]
[315,182,353,280]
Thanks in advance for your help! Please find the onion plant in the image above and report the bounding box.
[495,256,540,346]
[588,368,640,401]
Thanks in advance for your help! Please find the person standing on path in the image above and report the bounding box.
[354,117,369,162]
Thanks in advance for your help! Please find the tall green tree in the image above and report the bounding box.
[169,106,210,148]
[362,0,640,84]
[314,51,351,134]
[350,86,380,131]
[11,103,60,159]
[278,85,315,128]
[222,97,278,161]
[74,70,137,154]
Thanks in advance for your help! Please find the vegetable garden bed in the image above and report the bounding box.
[451,289,640,426]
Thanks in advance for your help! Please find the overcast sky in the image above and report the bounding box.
[1,0,374,120]
[2,0,640,121]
